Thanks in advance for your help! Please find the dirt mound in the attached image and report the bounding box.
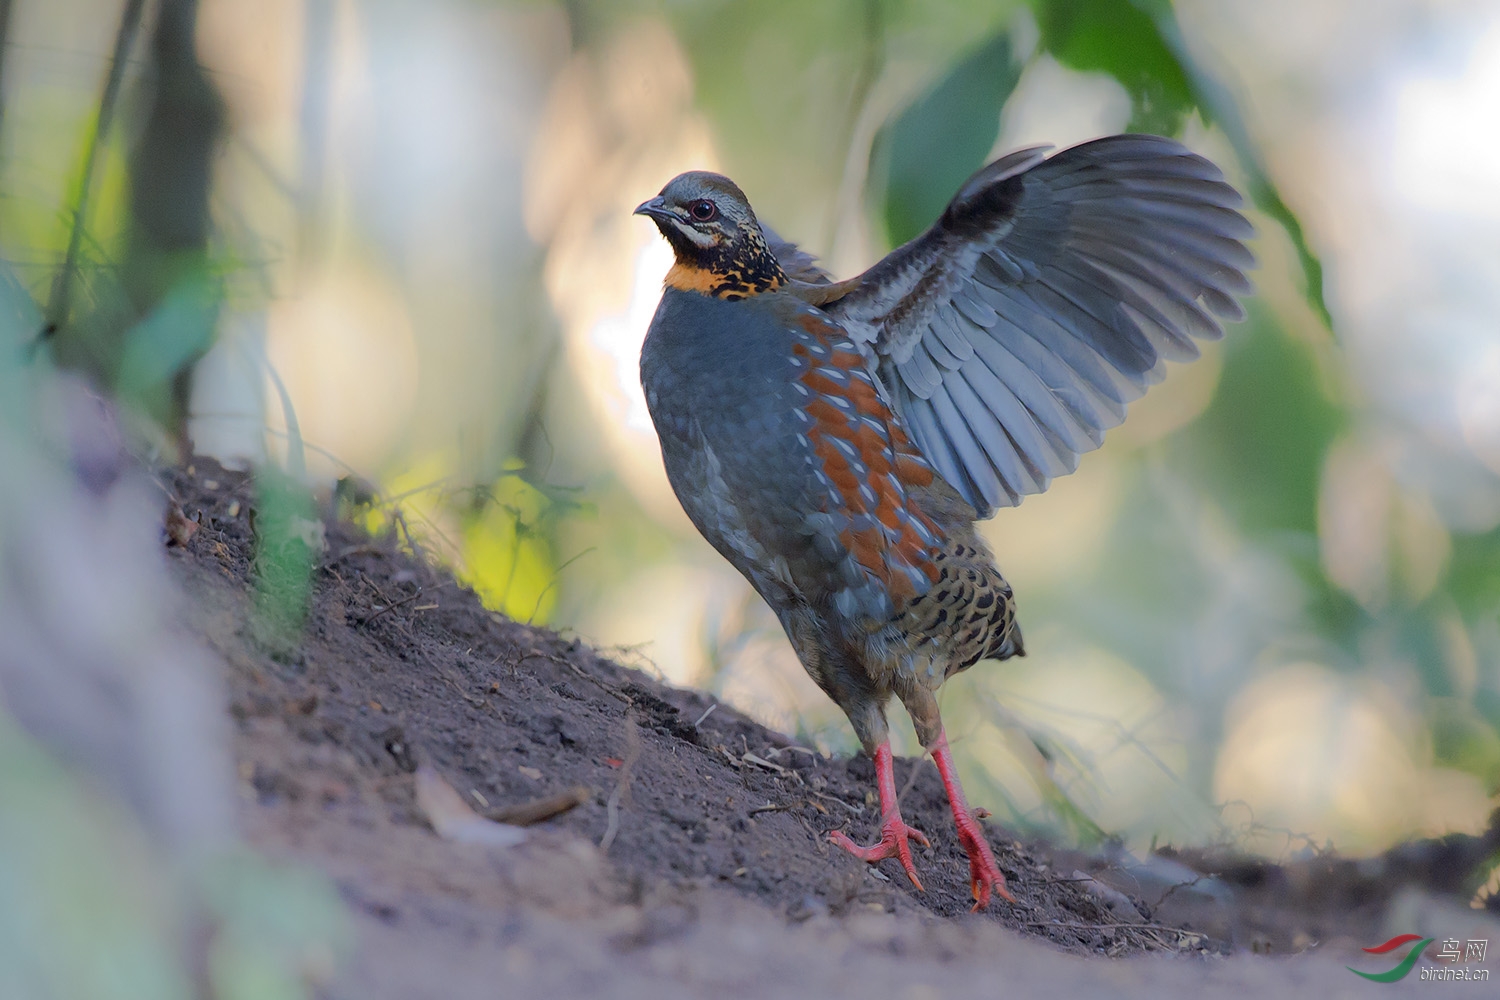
[157,459,1500,998]
[164,458,1206,957]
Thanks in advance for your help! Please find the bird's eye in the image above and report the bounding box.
[688,199,719,222]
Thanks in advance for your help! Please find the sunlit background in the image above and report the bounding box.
[5,0,1500,860]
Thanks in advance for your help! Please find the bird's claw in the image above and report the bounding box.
[953,811,1014,910]
[829,817,930,891]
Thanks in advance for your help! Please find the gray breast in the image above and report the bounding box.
[639,291,852,606]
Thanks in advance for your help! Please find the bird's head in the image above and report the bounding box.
[635,171,786,300]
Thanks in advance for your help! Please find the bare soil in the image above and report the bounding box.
[161,459,1499,999]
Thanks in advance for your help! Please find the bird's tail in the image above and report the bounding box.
[987,614,1025,660]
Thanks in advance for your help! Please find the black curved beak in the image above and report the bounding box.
[633,196,675,222]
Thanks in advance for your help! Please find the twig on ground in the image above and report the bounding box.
[358,583,443,626]
[489,786,592,826]
[361,577,395,612]
[1151,873,1216,909]
[1023,920,1189,939]
[600,713,640,854]
[392,508,425,564]
[547,653,632,706]
[799,779,864,816]
[741,751,787,775]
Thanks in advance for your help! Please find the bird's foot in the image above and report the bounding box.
[829,816,930,891]
[951,806,1014,910]
[928,727,1015,911]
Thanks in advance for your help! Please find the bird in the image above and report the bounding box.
[634,134,1253,909]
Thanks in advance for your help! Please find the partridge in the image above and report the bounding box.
[635,134,1252,908]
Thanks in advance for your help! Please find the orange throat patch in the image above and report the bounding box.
[664,258,786,301]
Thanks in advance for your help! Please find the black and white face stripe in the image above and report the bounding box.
[664,215,721,248]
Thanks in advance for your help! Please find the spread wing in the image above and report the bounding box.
[823,134,1254,518]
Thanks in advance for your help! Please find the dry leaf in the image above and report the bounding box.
[164,506,199,547]
[489,786,591,826]
[415,766,526,847]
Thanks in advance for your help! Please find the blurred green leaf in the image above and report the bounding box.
[461,470,561,623]
[1056,315,1350,704]
[1,260,42,391]
[1476,689,1500,751]
[115,268,220,412]
[665,0,887,238]
[252,470,320,647]
[0,712,192,1000]
[201,852,352,1000]
[1446,526,1500,618]
[1429,697,1500,792]
[1184,313,1343,540]
[1031,0,1334,328]
[1031,0,1192,135]
[43,0,147,335]
[870,31,1023,246]
[0,711,349,1000]
[1132,0,1335,330]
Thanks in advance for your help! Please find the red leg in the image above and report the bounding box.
[828,740,930,890]
[931,729,1014,910]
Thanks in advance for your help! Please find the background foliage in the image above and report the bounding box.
[2,14,1499,994]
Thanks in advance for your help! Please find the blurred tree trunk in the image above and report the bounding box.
[298,0,333,266]
[120,0,225,449]
[0,0,13,135]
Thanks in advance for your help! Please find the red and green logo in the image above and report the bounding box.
[1347,934,1433,983]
